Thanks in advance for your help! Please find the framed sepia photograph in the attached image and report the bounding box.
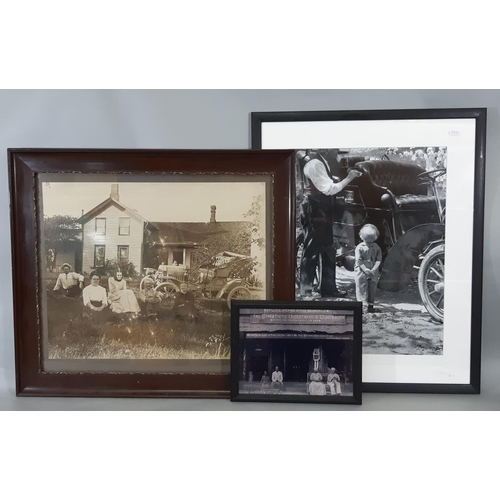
[252,108,486,393]
[230,300,362,404]
[9,149,295,397]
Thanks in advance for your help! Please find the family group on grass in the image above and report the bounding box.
[260,366,342,396]
[52,263,198,323]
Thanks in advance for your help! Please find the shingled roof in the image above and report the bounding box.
[146,221,251,246]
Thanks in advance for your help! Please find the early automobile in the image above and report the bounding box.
[140,251,254,309]
[297,151,446,322]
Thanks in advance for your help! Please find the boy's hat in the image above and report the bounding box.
[360,224,379,243]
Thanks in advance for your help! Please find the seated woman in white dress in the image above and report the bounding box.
[83,273,109,322]
[309,368,326,395]
[108,271,141,314]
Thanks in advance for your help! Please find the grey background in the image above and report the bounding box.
[1,89,498,410]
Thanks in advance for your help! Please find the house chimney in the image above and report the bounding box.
[210,205,216,223]
[111,184,119,201]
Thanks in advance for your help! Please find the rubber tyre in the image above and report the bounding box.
[226,286,251,309]
[155,282,179,309]
[418,244,445,323]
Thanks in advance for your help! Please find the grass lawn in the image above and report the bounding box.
[45,274,231,360]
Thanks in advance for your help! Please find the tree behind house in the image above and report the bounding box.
[43,215,82,269]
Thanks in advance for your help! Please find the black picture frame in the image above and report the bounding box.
[8,148,296,398]
[251,108,487,394]
[230,300,362,405]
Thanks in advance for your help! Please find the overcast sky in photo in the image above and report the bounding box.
[41,181,266,222]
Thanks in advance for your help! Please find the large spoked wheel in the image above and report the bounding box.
[226,286,251,309]
[155,282,179,309]
[418,245,445,323]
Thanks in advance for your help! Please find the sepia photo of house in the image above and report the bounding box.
[41,179,267,363]
[53,184,256,277]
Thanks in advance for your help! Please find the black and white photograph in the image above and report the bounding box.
[39,178,269,371]
[296,147,446,356]
[253,108,486,392]
[231,301,362,404]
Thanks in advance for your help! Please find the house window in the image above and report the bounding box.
[119,217,130,235]
[94,245,105,268]
[95,218,106,235]
[172,250,184,265]
[117,245,129,263]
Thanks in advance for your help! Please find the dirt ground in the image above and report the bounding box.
[310,268,444,356]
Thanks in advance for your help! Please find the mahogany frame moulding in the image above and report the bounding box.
[8,149,296,398]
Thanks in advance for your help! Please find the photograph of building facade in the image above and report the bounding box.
[56,184,253,276]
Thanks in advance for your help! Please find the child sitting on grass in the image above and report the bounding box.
[354,224,382,313]
[138,277,163,320]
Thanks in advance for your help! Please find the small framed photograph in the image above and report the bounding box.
[230,301,362,404]
[8,149,296,397]
[252,108,486,394]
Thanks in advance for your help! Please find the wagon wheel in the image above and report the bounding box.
[155,282,179,309]
[226,286,251,309]
[418,245,445,323]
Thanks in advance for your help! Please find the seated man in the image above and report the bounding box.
[53,263,84,298]
[138,277,162,319]
[327,367,342,395]
[173,283,198,322]
[271,366,284,393]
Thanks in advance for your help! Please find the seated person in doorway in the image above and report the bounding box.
[138,277,162,319]
[261,371,271,391]
[327,367,342,395]
[82,272,109,322]
[173,283,198,322]
[271,366,284,392]
[108,270,141,316]
[53,263,84,298]
[309,368,326,395]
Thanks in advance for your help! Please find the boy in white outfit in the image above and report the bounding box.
[354,224,382,313]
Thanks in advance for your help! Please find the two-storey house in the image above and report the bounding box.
[78,184,147,274]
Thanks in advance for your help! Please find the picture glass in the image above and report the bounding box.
[233,302,361,403]
[38,173,272,374]
[260,117,478,385]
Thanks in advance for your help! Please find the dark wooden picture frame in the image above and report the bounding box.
[230,300,362,405]
[9,149,296,398]
[252,108,487,394]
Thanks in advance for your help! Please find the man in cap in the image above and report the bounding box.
[173,282,198,323]
[298,150,362,298]
[53,263,84,298]
[271,366,284,393]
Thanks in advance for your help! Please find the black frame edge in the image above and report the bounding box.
[230,300,363,405]
[251,107,487,395]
